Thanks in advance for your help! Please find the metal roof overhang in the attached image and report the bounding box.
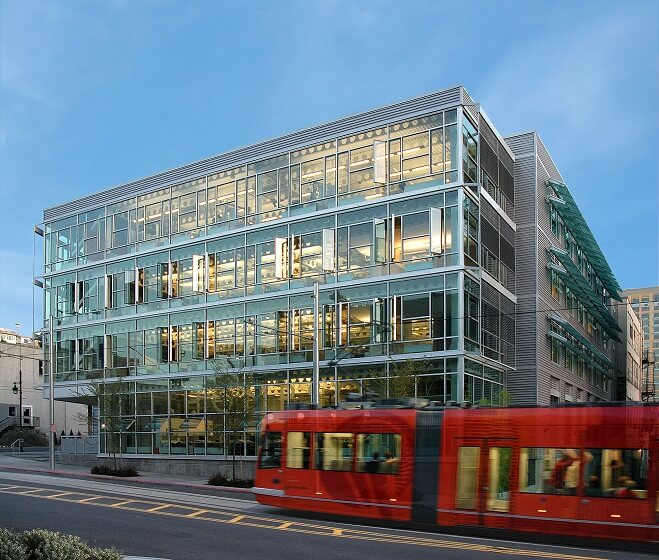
[548,314,614,368]
[547,179,622,301]
[547,248,621,341]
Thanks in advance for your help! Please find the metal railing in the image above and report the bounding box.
[10,439,24,453]
[0,416,17,432]
[60,435,98,455]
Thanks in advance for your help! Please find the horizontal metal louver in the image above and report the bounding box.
[500,238,515,272]
[499,165,515,203]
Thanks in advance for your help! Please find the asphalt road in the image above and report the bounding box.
[0,472,652,560]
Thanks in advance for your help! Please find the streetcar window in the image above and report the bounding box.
[258,431,282,469]
[584,449,648,499]
[356,434,401,474]
[286,432,311,469]
[314,433,354,471]
[456,446,480,510]
[487,447,512,512]
[519,448,579,495]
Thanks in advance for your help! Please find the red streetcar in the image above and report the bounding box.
[253,403,658,543]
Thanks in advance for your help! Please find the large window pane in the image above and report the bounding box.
[519,448,579,495]
[456,446,480,509]
[258,431,282,469]
[487,447,511,512]
[355,433,401,474]
[584,449,649,498]
[286,431,311,469]
[314,433,353,471]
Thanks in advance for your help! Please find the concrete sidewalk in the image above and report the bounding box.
[0,453,251,494]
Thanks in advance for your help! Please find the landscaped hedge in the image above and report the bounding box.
[0,527,121,560]
[91,463,139,477]
[208,472,253,488]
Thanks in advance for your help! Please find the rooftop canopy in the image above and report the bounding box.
[548,246,621,342]
[547,179,622,301]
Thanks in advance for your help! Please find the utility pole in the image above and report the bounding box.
[49,315,56,469]
[15,323,23,452]
[312,282,320,406]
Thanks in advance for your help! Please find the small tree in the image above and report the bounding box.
[361,358,426,401]
[82,379,130,469]
[477,388,515,407]
[387,359,421,398]
[207,358,256,480]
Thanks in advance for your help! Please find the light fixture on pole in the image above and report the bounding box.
[12,382,18,395]
[15,322,23,452]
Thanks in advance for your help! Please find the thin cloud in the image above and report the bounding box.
[0,249,37,333]
[479,4,656,165]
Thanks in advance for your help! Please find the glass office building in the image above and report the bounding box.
[40,86,517,460]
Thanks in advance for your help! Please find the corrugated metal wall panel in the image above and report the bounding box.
[536,135,565,184]
[506,132,538,404]
[504,132,535,156]
[44,87,464,221]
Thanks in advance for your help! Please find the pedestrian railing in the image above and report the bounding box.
[10,439,23,454]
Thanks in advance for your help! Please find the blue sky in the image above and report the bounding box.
[0,0,657,334]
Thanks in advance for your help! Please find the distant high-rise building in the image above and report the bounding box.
[623,286,658,401]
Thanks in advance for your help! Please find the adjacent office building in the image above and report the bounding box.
[38,86,622,468]
[624,286,659,401]
[613,301,643,401]
[0,329,87,438]
[505,132,621,404]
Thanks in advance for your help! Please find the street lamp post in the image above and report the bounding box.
[13,323,23,452]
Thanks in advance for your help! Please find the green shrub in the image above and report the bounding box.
[207,472,253,488]
[20,529,90,560]
[0,427,49,447]
[91,464,138,477]
[0,527,27,560]
[11,528,122,560]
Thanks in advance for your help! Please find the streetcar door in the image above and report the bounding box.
[456,439,514,527]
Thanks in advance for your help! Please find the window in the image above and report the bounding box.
[487,447,511,512]
[286,432,311,469]
[258,431,282,469]
[550,270,560,300]
[314,432,353,471]
[462,115,478,183]
[584,449,648,498]
[355,433,401,474]
[463,196,479,266]
[519,448,580,495]
[456,446,480,509]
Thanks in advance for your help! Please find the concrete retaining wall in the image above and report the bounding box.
[59,453,256,479]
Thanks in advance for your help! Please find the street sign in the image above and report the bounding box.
[50,424,57,433]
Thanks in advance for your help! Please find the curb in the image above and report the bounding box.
[125,557,172,560]
[0,465,253,494]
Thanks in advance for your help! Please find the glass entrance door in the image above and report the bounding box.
[455,440,514,525]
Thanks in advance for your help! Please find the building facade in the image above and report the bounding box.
[624,286,659,401]
[505,132,621,405]
[614,301,643,401]
[38,86,619,468]
[0,333,87,438]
